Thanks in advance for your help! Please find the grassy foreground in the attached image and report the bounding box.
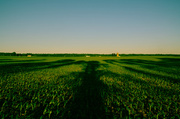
[0,56,180,119]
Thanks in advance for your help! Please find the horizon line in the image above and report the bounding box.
[0,52,180,55]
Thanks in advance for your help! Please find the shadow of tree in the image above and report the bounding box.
[114,58,180,75]
[3,57,179,118]
[0,59,85,119]
[103,58,180,83]
[122,66,179,83]
[0,59,76,76]
[98,70,179,118]
[60,61,130,119]
[112,58,180,67]
[68,61,107,119]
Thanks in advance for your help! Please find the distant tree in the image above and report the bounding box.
[17,53,22,56]
[12,52,16,56]
[112,53,116,56]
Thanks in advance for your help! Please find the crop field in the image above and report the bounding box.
[0,56,180,119]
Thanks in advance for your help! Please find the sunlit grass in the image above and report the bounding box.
[0,56,179,118]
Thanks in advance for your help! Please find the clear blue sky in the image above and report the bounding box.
[0,0,180,54]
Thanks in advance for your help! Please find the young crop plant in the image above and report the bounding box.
[0,56,179,118]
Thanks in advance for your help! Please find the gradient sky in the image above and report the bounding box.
[0,0,180,54]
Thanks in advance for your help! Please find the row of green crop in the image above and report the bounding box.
[1,57,180,118]
[0,64,83,118]
[100,61,180,118]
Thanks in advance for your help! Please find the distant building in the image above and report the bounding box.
[117,53,120,57]
[27,55,31,57]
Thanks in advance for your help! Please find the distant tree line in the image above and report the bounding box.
[31,53,112,57]
[119,54,180,56]
[112,53,116,56]
[0,52,17,56]
[0,52,112,57]
[0,52,179,57]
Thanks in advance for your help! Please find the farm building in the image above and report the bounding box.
[27,55,31,57]
[117,53,120,57]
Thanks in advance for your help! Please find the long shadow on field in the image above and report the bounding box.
[68,61,107,119]
[108,58,180,67]
[100,70,179,118]
[122,58,179,75]
[0,59,76,76]
[1,59,130,118]
[122,66,179,83]
[104,58,180,83]
[63,61,130,119]
[104,70,179,96]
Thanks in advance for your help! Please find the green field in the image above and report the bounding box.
[0,56,180,119]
